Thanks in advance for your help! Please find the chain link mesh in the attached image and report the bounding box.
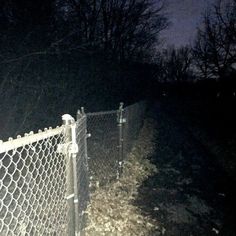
[86,111,119,187]
[0,128,72,236]
[86,101,147,188]
[0,101,147,235]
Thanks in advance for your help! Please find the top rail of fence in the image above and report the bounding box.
[0,126,64,154]
[86,110,117,116]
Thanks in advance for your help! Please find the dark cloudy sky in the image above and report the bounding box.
[161,0,216,48]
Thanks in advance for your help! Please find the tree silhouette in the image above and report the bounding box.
[159,46,192,82]
[192,0,236,80]
[54,0,168,61]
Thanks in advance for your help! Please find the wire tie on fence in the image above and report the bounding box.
[65,193,74,200]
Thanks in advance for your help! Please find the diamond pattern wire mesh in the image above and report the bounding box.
[0,128,71,236]
[86,101,147,188]
[0,101,147,236]
[86,110,119,188]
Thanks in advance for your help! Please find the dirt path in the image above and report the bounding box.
[135,102,236,236]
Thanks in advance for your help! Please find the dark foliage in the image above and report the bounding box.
[0,0,168,61]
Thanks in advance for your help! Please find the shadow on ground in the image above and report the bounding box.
[134,102,236,236]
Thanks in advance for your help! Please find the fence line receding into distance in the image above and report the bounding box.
[0,101,146,235]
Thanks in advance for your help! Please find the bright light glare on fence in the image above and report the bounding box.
[0,101,146,235]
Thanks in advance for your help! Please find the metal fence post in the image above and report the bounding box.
[79,107,90,202]
[62,114,79,236]
[117,102,126,178]
[71,122,80,236]
[77,108,90,235]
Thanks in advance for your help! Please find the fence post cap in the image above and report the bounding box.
[62,114,75,125]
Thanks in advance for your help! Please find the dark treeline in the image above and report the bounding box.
[0,0,168,61]
[0,0,236,139]
[0,0,169,139]
[152,0,236,99]
[1,0,234,93]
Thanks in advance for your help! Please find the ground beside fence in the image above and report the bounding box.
[84,117,161,236]
[135,101,236,236]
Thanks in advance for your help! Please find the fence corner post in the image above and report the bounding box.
[117,102,126,179]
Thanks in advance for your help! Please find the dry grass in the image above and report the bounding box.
[84,118,160,236]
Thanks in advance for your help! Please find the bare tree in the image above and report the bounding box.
[192,0,236,80]
[192,31,213,79]
[160,46,192,82]
[54,0,168,61]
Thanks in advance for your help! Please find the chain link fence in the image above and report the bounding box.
[0,126,71,236]
[75,111,90,235]
[86,110,119,188]
[86,101,147,187]
[0,101,147,235]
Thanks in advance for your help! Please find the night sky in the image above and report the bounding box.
[162,0,216,48]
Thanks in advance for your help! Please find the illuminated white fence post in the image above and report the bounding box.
[61,114,79,236]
